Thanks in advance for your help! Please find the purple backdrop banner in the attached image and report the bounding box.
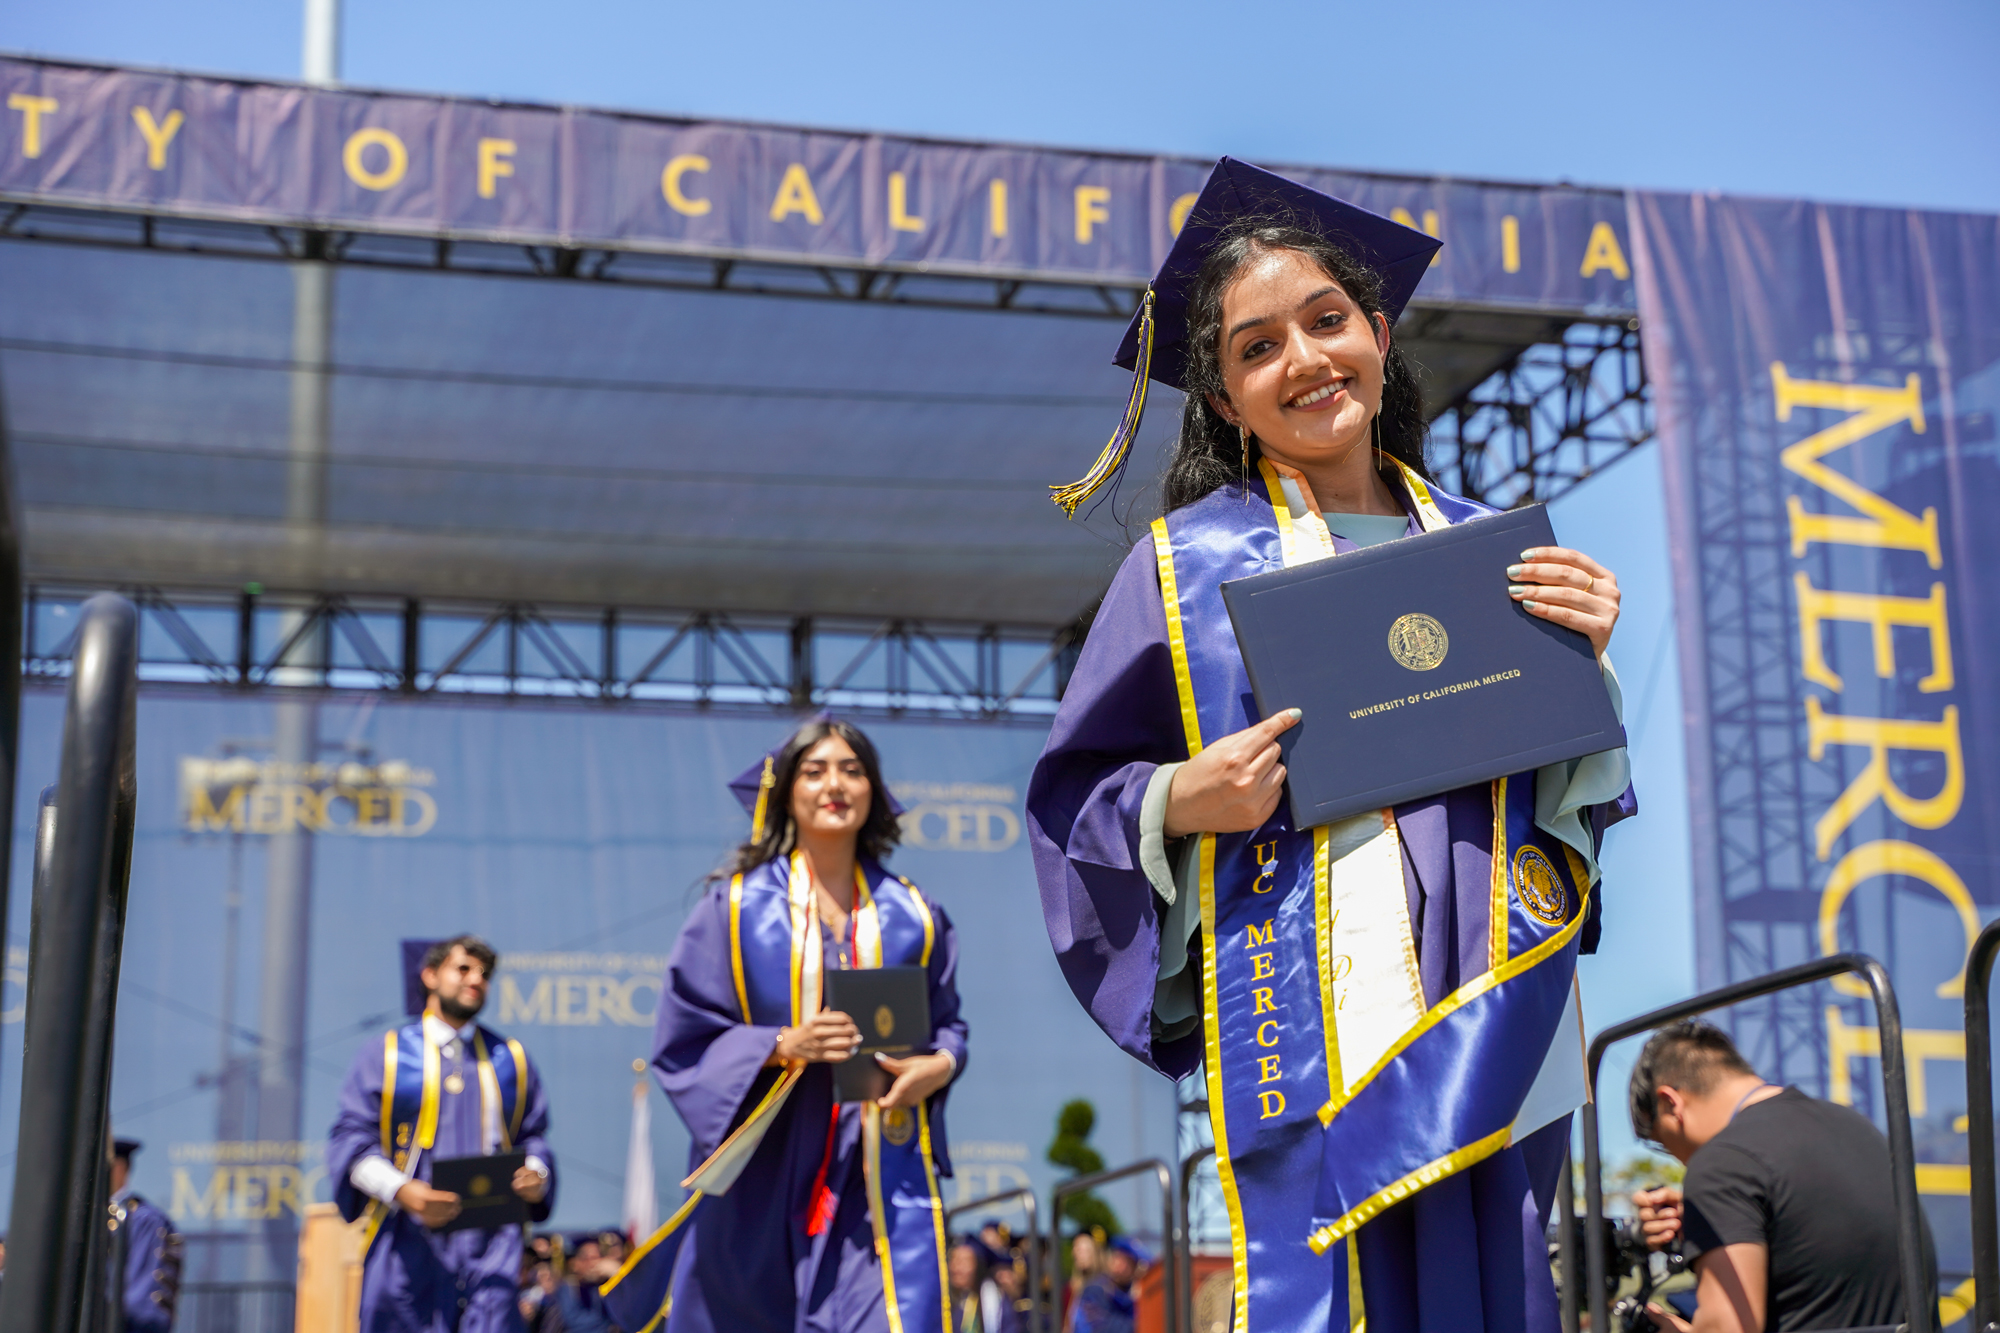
[0,55,1637,312]
[1637,190,2000,1287]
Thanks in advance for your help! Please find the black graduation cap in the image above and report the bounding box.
[1050,157,1442,516]
[401,939,443,1017]
[112,1138,142,1161]
[726,713,906,844]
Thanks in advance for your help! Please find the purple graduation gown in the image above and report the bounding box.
[328,1025,555,1333]
[653,858,968,1333]
[1028,473,1634,1333]
[114,1194,181,1333]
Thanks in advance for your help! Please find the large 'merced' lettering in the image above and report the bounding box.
[1782,361,1974,1199]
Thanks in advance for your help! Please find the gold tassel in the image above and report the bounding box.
[749,755,776,843]
[1049,288,1155,516]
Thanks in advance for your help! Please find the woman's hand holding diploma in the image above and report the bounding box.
[772,1009,864,1064]
[1163,708,1302,839]
[874,1051,955,1110]
[1507,546,1621,657]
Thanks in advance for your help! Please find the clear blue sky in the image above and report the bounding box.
[8,0,1998,213]
[9,0,1995,1168]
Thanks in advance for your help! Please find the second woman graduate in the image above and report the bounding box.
[606,718,967,1333]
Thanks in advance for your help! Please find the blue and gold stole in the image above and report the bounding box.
[1152,459,1588,1332]
[360,1018,532,1255]
[603,853,951,1333]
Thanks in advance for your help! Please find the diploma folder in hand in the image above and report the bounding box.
[1219,504,1623,830]
[825,965,929,1104]
[429,1150,528,1233]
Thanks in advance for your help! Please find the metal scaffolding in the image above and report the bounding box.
[23,584,1081,720]
[1428,319,1653,510]
[0,202,1150,322]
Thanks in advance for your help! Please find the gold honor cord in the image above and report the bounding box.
[728,873,753,1023]
[1051,289,1154,516]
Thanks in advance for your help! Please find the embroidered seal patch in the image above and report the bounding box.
[1387,613,1449,671]
[1512,846,1569,925]
[882,1106,916,1146]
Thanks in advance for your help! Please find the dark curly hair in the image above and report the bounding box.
[1162,217,1431,513]
[421,934,498,977]
[725,718,901,874]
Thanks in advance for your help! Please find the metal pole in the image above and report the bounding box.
[1178,1145,1213,1333]
[301,0,340,86]
[0,370,28,1119]
[1555,1147,1578,1333]
[252,0,339,1274]
[0,595,140,1333]
[1965,919,2000,1333]
[1583,1095,1607,1333]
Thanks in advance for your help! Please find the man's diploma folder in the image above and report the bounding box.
[825,965,929,1103]
[1220,505,1623,830]
[430,1150,528,1232]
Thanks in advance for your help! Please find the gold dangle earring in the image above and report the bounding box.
[1372,412,1385,473]
[1238,423,1252,499]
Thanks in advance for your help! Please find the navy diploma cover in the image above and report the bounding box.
[825,965,929,1103]
[1222,505,1623,828]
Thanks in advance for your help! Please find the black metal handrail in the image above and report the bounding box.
[1555,1149,1579,1333]
[1580,954,1930,1333]
[1964,919,2000,1333]
[1048,1158,1178,1333]
[0,594,140,1333]
[1178,1145,1215,1333]
[944,1187,1040,1333]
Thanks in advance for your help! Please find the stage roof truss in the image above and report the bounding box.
[0,201,1154,321]
[1428,318,1654,509]
[24,584,1081,720]
[0,54,1660,645]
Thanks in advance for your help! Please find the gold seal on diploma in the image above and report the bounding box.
[873,1005,895,1039]
[1387,613,1449,671]
[468,1174,491,1198]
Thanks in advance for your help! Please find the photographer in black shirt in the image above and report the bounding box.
[1625,1020,1929,1333]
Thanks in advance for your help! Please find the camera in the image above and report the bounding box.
[1550,1214,1689,1332]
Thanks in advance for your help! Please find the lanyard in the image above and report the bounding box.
[1728,1083,1779,1122]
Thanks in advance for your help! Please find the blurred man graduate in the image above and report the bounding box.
[108,1137,183,1332]
[328,936,556,1332]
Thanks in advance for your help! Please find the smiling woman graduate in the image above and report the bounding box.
[602,717,967,1333]
[1027,160,1637,1333]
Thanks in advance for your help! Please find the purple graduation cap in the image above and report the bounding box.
[400,938,442,1017]
[727,713,906,843]
[1051,156,1443,515]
